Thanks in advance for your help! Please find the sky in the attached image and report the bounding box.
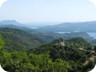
[0,0,96,23]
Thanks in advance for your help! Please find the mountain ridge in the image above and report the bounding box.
[39,21,96,32]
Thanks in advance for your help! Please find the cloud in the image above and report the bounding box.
[0,0,7,8]
[89,0,96,7]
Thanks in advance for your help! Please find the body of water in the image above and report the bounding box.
[87,32,96,39]
[57,32,96,39]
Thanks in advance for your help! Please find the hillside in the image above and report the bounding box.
[29,37,92,54]
[0,28,63,52]
[0,27,95,52]
[27,38,94,72]
[0,20,96,45]
[65,37,91,49]
[62,32,92,40]
[0,28,95,72]
[0,28,45,51]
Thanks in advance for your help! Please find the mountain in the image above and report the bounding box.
[65,37,91,49]
[0,20,20,25]
[26,22,60,29]
[1,37,94,72]
[61,32,96,45]
[0,20,95,72]
[38,21,96,32]
[2,20,96,32]
[0,20,60,29]
[29,37,92,54]
[0,28,63,51]
[0,28,47,51]
[0,20,35,31]
[90,39,96,46]
[30,31,96,45]
[27,38,94,72]
[0,20,96,46]
[1,28,95,51]
[0,27,95,72]
[61,32,94,43]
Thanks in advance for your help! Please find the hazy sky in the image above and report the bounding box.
[0,0,96,23]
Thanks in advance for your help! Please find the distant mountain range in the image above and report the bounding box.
[1,20,96,32]
[0,20,60,29]
[39,21,96,32]
[0,20,20,25]
[0,20,96,46]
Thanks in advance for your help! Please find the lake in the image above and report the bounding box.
[87,32,96,39]
[57,32,96,39]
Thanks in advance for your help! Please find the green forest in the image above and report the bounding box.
[0,28,96,72]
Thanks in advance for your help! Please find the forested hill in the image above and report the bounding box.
[28,37,92,54]
[0,28,95,72]
[27,38,94,72]
[0,27,94,52]
[0,21,95,72]
[65,37,91,49]
[0,28,63,51]
[0,28,46,51]
[0,21,95,45]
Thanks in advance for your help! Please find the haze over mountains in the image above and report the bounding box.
[1,20,96,38]
[0,20,96,45]
[1,20,96,32]
[0,20,96,39]
[0,20,60,29]
[0,20,90,33]
[0,20,96,41]
[39,21,96,32]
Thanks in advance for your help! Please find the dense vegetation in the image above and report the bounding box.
[0,28,49,52]
[0,28,65,52]
[0,28,95,72]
